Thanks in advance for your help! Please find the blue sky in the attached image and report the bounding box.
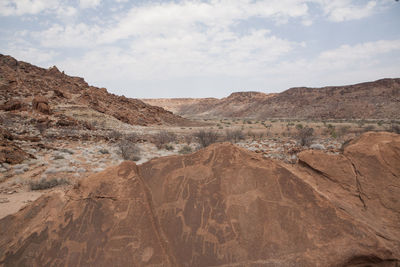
[1,0,399,98]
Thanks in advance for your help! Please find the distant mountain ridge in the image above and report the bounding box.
[143,78,400,119]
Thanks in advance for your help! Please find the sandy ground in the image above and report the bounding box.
[0,192,43,219]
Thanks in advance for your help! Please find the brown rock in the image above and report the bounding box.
[53,89,65,98]
[0,99,23,111]
[0,140,31,164]
[0,132,399,266]
[0,128,13,141]
[55,114,78,127]
[32,96,51,114]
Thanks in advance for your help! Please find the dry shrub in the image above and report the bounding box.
[179,145,192,154]
[225,129,244,143]
[184,134,192,145]
[247,131,257,141]
[108,130,122,141]
[119,139,141,161]
[389,124,400,134]
[153,130,177,149]
[194,130,218,148]
[362,125,376,132]
[30,178,69,190]
[297,126,314,146]
[124,132,140,142]
[337,125,351,137]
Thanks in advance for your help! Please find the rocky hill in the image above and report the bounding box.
[143,79,400,119]
[1,132,399,266]
[0,54,192,126]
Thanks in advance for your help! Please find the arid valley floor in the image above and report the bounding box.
[1,55,400,266]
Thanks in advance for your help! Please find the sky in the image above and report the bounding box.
[1,0,400,98]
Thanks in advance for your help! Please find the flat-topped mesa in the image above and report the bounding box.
[225,91,270,99]
[1,132,399,266]
[0,54,193,126]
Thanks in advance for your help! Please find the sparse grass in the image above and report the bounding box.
[30,178,69,190]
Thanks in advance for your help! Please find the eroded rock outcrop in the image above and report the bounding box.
[0,54,193,126]
[0,132,399,266]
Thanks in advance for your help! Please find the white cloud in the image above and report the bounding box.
[318,40,400,64]
[79,0,101,9]
[99,0,309,44]
[0,0,60,16]
[263,39,400,90]
[1,45,57,64]
[37,23,101,47]
[317,0,379,22]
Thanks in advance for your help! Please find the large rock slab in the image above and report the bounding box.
[0,132,399,266]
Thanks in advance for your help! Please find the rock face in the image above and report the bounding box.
[0,54,192,126]
[143,79,400,119]
[0,132,399,266]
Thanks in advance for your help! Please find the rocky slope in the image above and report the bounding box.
[0,132,399,266]
[0,54,192,126]
[143,79,400,119]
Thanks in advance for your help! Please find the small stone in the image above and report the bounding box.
[310,144,325,150]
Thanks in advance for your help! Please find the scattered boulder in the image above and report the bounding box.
[0,140,32,165]
[0,132,399,266]
[32,96,51,114]
[0,99,23,111]
[55,114,78,127]
[53,89,65,98]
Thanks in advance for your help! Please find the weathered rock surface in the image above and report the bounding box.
[0,132,399,266]
[143,79,400,119]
